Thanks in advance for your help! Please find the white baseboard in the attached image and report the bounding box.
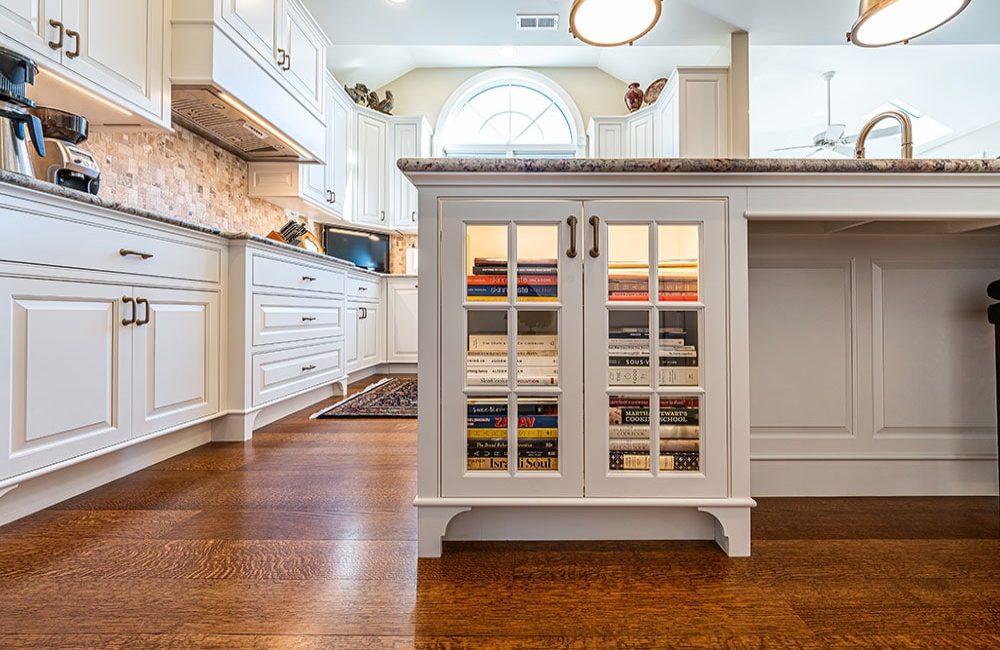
[0,423,212,527]
[751,458,1000,496]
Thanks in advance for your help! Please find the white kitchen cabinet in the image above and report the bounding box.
[131,287,221,438]
[355,111,389,226]
[326,83,352,217]
[360,302,382,367]
[0,277,132,481]
[627,111,655,158]
[219,0,277,63]
[278,0,325,114]
[389,117,432,231]
[1,0,170,128]
[344,302,361,372]
[587,118,624,158]
[386,277,418,363]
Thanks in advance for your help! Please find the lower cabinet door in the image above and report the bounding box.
[0,277,132,480]
[345,303,361,372]
[131,287,221,437]
[360,304,381,367]
[387,280,418,362]
[252,341,345,406]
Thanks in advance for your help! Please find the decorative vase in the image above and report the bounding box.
[625,82,644,112]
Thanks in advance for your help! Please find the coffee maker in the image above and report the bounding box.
[0,46,45,176]
[30,105,100,194]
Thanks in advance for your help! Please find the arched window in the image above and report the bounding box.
[436,69,585,158]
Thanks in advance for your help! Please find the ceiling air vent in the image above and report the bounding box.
[516,14,558,30]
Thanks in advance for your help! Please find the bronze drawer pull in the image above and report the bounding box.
[121,296,135,326]
[48,20,64,50]
[301,364,317,372]
[566,215,578,258]
[276,48,286,66]
[283,51,291,71]
[120,248,154,259]
[301,316,317,322]
[65,28,80,58]
[589,215,601,258]
[302,275,316,282]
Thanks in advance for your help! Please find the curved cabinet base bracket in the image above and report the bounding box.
[0,484,18,501]
[698,506,752,557]
[417,506,472,557]
[211,411,261,442]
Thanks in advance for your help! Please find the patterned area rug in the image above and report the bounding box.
[313,377,417,418]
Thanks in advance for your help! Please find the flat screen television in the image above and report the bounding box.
[322,226,390,273]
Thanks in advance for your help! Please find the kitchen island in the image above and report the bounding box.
[400,158,1000,557]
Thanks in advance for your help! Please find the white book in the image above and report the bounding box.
[658,367,699,386]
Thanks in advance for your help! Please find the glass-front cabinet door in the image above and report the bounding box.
[583,200,729,498]
[440,200,584,497]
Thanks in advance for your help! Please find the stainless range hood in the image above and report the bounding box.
[172,86,316,163]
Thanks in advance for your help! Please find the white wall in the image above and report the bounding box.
[749,232,1000,496]
[921,120,1000,159]
[376,67,630,131]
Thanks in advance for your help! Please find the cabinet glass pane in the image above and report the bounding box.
[467,311,508,386]
[467,397,509,471]
[659,396,701,472]
[658,225,699,302]
[608,224,649,301]
[608,310,650,387]
[517,311,558,386]
[609,395,651,472]
[658,311,699,387]
[516,225,558,303]
[467,225,508,302]
[516,397,559,471]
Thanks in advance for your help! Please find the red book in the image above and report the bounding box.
[659,293,699,301]
[517,275,558,286]
[467,275,508,285]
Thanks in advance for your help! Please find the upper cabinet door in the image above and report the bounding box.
[0,0,60,62]
[279,0,324,113]
[327,87,351,217]
[220,0,278,64]
[390,121,418,229]
[355,113,388,225]
[131,287,221,438]
[60,0,166,117]
[0,277,132,481]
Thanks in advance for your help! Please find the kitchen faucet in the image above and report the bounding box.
[854,110,914,159]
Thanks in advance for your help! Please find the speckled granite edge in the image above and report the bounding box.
[398,157,1000,174]
[0,169,226,235]
[0,171,382,275]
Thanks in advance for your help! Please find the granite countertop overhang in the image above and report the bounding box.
[398,157,1000,174]
[0,169,387,272]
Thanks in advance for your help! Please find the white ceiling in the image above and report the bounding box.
[302,0,1000,88]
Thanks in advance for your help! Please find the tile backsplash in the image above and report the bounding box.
[87,125,288,234]
[390,234,418,274]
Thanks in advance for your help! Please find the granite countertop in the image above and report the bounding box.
[0,169,378,273]
[398,158,1000,174]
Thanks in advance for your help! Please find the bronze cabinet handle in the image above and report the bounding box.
[301,316,317,322]
[380,210,386,222]
[566,215,578,258]
[283,50,291,71]
[589,215,601,258]
[135,298,150,326]
[65,29,80,58]
[302,275,316,281]
[331,190,337,204]
[411,211,416,222]
[48,20,64,50]
[301,364,317,372]
[276,48,286,66]
[120,248,154,260]
[121,296,136,326]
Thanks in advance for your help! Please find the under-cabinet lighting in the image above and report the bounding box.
[38,67,133,116]
[217,92,312,160]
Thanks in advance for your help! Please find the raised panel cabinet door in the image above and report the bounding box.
[439,200,586,498]
[220,0,277,64]
[360,304,380,367]
[131,287,220,438]
[344,303,361,372]
[390,121,418,229]
[355,113,387,225]
[627,113,654,158]
[279,0,324,113]
[326,87,351,216]
[582,199,729,498]
[387,280,418,362]
[0,277,132,481]
[61,0,165,117]
[0,0,60,62]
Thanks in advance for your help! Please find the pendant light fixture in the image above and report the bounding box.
[569,0,662,47]
[848,0,972,47]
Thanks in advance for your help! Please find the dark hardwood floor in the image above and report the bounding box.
[1,375,998,648]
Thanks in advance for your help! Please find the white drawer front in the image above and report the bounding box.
[252,343,345,407]
[1,210,221,283]
[253,254,346,295]
[347,274,381,302]
[253,294,345,347]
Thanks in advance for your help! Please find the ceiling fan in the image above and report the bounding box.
[772,70,900,158]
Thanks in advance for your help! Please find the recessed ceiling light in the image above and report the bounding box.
[499,45,517,59]
[848,0,972,47]
[569,0,662,47]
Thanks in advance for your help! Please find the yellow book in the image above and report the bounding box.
[518,457,559,471]
[467,457,508,471]
[467,428,509,439]
[514,428,559,439]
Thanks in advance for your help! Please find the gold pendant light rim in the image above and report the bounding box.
[848,0,973,47]
[569,0,663,48]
